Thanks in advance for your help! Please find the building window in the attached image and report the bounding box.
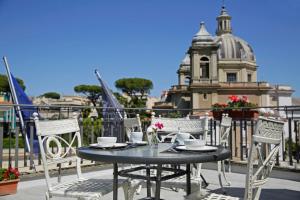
[248,74,252,82]
[203,93,207,100]
[200,57,209,79]
[227,73,237,82]
[184,76,190,85]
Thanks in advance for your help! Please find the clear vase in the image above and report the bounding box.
[150,132,159,146]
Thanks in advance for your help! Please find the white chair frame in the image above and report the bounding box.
[217,114,233,190]
[187,116,285,200]
[147,113,209,194]
[147,113,209,143]
[123,114,145,197]
[33,113,131,200]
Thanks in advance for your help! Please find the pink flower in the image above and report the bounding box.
[154,122,164,130]
[242,96,249,102]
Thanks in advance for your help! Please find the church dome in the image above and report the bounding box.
[215,6,256,62]
[216,33,256,62]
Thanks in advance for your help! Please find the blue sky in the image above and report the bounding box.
[0,0,299,97]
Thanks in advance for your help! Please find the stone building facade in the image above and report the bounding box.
[157,6,292,112]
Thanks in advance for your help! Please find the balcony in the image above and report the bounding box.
[0,105,299,199]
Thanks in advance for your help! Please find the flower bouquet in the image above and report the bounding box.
[148,122,164,145]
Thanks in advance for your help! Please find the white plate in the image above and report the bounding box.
[127,141,148,145]
[90,143,128,149]
[175,145,218,152]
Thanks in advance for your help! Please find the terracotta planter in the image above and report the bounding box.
[0,179,19,196]
[213,110,259,120]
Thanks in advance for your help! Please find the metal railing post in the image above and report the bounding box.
[30,123,34,170]
[282,129,286,162]
[79,118,84,164]
[214,120,217,146]
[240,119,243,161]
[0,122,3,168]
[288,118,293,166]
[23,127,27,167]
[15,126,19,168]
[294,120,299,163]
[234,120,237,157]
[229,122,233,159]
[210,118,213,145]
[244,120,248,158]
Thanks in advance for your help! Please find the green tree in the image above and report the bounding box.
[113,92,128,107]
[74,85,102,107]
[41,92,60,99]
[0,74,26,93]
[115,78,153,107]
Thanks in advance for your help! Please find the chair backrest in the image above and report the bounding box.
[219,114,232,146]
[148,113,209,140]
[33,112,83,191]
[244,117,284,200]
[123,114,142,140]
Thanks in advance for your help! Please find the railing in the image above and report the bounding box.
[0,104,299,172]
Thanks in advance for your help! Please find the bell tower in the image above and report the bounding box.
[188,22,219,110]
[189,22,219,84]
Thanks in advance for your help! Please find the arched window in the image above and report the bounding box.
[184,76,191,85]
[200,57,209,79]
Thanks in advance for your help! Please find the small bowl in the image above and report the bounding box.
[97,137,117,144]
[184,139,205,149]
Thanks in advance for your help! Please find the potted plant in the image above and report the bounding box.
[0,166,20,196]
[212,95,258,120]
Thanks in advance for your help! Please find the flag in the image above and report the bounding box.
[3,56,39,172]
[95,70,124,141]
[11,74,39,153]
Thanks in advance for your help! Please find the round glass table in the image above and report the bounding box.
[77,143,230,200]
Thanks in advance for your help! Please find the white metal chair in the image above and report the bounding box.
[123,114,145,196]
[33,113,131,200]
[187,116,285,200]
[147,113,209,194]
[217,114,233,190]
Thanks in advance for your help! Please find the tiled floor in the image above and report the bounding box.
[1,167,300,200]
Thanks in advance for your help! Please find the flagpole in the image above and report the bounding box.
[3,56,31,153]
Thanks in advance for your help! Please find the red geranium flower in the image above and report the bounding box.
[229,95,239,103]
[0,166,20,181]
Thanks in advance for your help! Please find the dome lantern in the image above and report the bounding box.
[216,6,232,36]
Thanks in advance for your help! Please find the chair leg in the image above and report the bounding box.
[45,192,50,200]
[136,184,142,194]
[227,159,232,173]
[122,180,140,200]
[217,161,226,194]
[221,160,231,186]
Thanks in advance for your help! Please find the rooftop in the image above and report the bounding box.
[3,164,300,200]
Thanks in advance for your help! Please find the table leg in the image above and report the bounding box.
[146,164,151,198]
[155,164,162,200]
[113,163,118,200]
[186,164,191,195]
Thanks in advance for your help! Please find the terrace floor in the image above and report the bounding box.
[1,163,300,200]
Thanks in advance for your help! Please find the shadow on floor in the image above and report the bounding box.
[211,187,300,200]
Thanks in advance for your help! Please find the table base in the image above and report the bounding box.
[114,164,191,200]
